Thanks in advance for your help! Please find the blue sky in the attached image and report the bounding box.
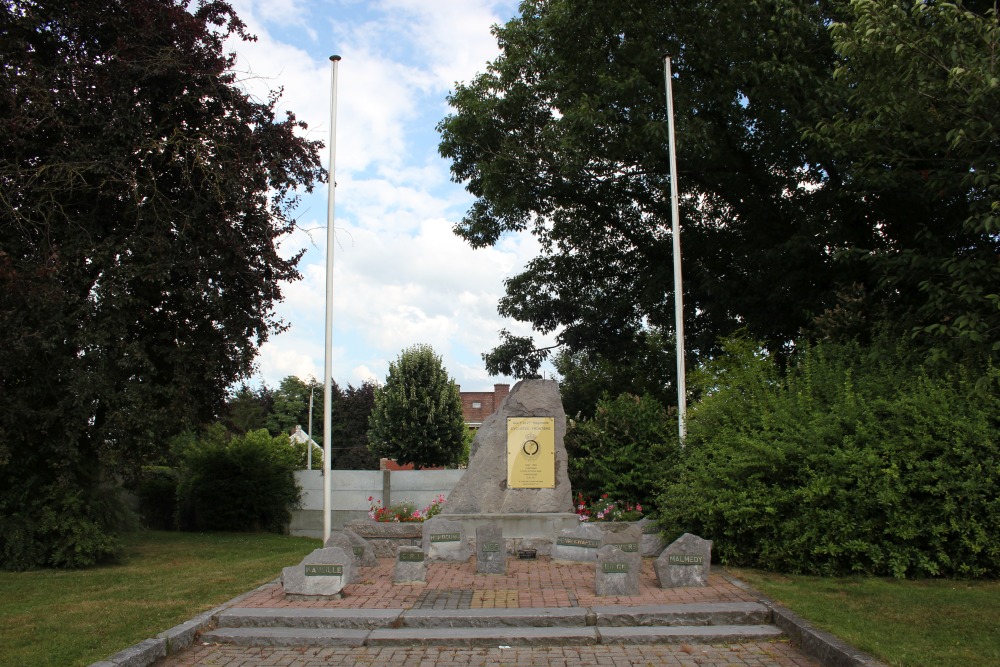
[224,0,557,391]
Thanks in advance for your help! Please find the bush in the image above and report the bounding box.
[133,466,178,530]
[175,428,301,532]
[0,475,133,570]
[657,337,1000,578]
[565,392,679,510]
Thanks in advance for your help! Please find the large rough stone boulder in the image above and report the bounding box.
[442,379,572,514]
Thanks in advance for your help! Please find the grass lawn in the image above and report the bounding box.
[0,530,320,667]
[730,568,1000,667]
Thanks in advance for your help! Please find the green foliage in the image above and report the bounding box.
[368,344,466,469]
[810,0,1000,365]
[133,467,179,531]
[0,477,133,570]
[658,338,1000,577]
[266,376,320,439]
[175,429,301,533]
[0,0,322,569]
[565,392,679,510]
[439,0,860,377]
[554,328,678,419]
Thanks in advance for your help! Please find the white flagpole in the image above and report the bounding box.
[664,55,687,442]
[323,54,341,543]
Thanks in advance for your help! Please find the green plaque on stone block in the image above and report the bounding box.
[641,524,659,535]
[667,554,704,566]
[430,533,461,543]
[353,546,364,557]
[610,542,638,553]
[602,562,629,574]
[556,537,601,549]
[398,551,425,562]
[304,564,344,576]
[482,542,501,553]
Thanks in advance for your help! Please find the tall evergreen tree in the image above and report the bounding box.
[368,345,466,469]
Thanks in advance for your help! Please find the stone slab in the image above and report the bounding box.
[281,547,354,598]
[476,523,506,574]
[400,607,591,628]
[655,533,712,588]
[345,520,423,558]
[366,626,600,647]
[591,602,771,627]
[423,517,471,562]
[595,545,640,596]
[442,379,572,515]
[596,624,783,644]
[97,637,166,667]
[216,607,402,630]
[200,627,368,647]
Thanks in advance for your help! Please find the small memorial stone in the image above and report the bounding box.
[422,517,471,562]
[637,518,666,557]
[551,523,606,562]
[601,523,642,558]
[476,523,506,574]
[281,547,354,598]
[393,546,427,584]
[654,532,712,588]
[595,545,639,596]
[324,529,377,567]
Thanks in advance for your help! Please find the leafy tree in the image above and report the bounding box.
[331,380,380,470]
[266,375,320,438]
[368,345,466,469]
[438,0,998,377]
[0,0,323,568]
[554,328,677,418]
[223,383,275,435]
[809,0,1000,365]
[438,0,864,376]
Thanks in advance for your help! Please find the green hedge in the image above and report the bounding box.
[658,338,1000,578]
[175,428,301,533]
[565,392,679,509]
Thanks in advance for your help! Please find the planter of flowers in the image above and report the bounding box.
[345,495,446,557]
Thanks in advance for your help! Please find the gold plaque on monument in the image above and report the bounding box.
[507,417,555,488]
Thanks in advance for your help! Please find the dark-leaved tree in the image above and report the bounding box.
[0,0,324,568]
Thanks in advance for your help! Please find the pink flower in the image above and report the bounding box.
[636,504,642,512]
[368,496,374,502]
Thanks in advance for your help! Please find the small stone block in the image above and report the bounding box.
[476,523,506,574]
[394,546,427,584]
[637,518,666,557]
[324,529,378,567]
[282,547,354,598]
[551,523,607,562]
[595,545,639,596]
[422,517,471,562]
[655,532,712,588]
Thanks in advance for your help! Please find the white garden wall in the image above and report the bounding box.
[289,469,465,539]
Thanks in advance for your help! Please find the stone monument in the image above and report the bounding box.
[441,379,577,553]
[443,379,572,514]
[281,547,355,599]
[476,523,506,574]
[324,529,377,567]
[654,533,712,588]
[393,545,427,584]
[595,545,640,596]
[422,516,472,562]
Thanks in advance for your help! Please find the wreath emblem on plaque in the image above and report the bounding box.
[522,438,540,456]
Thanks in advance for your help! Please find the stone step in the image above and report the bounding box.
[215,602,770,630]
[201,623,784,648]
